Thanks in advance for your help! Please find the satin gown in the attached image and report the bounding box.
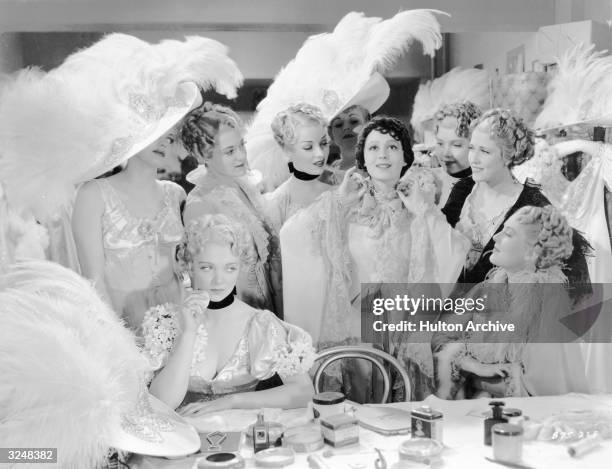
[142,302,315,405]
[96,179,184,333]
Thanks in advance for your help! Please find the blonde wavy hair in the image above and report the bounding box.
[180,214,255,266]
[472,108,534,168]
[514,205,573,270]
[271,102,328,148]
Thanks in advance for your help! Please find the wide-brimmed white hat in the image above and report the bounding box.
[246,9,448,191]
[0,260,200,466]
[0,33,243,219]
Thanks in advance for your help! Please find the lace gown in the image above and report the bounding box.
[142,303,315,405]
[281,173,470,400]
[184,169,282,316]
[96,179,184,333]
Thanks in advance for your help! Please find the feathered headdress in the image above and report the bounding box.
[246,9,448,191]
[410,67,491,142]
[0,260,200,467]
[534,44,612,131]
[0,33,243,220]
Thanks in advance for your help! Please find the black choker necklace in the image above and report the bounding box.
[207,288,236,310]
[288,162,319,181]
[450,167,472,179]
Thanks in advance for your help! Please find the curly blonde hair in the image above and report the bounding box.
[271,102,328,148]
[514,205,573,270]
[180,101,244,160]
[180,214,255,266]
[472,108,534,167]
[433,101,482,139]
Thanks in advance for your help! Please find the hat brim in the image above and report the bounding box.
[332,72,390,120]
[109,393,200,457]
[80,82,201,181]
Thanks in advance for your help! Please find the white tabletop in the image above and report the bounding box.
[132,393,612,469]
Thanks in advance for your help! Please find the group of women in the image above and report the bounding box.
[0,9,608,422]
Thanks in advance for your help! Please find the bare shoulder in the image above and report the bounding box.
[74,180,103,208]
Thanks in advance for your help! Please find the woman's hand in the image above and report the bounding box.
[178,395,235,417]
[464,361,513,378]
[337,166,368,204]
[179,291,210,336]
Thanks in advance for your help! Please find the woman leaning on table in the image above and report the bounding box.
[142,214,314,415]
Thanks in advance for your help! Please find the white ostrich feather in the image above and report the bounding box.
[246,9,447,191]
[0,260,149,469]
[410,67,491,141]
[0,34,243,219]
[534,44,612,130]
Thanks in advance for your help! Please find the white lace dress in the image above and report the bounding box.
[281,170,470,399]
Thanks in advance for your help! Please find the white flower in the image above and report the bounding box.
[273,337,316,376]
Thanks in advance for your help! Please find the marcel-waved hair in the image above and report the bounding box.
[514,205,573,270]
[180,101,243,160]
[270,102,327,148]
[180,214,254,266]
[433,101,482,139]
[355,116,414,177]
[472,108,535,168]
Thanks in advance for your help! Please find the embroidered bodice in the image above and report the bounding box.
[96,179,184,290]
[142,302,315,396]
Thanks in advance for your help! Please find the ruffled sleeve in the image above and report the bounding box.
[247,310,316,382]
[141,302,181,372]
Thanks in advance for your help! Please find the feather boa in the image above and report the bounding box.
[0,260,150,468]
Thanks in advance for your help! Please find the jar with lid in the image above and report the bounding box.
[492,423,524,463]
[312,392,345,420]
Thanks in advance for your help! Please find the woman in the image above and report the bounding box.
[142,214,314,413]
[282,116,470,400]
[448,108,590,300]
[181,103,282,316]
[265,103,332,229]
[434,205,589,399]
[73,131,186,333]
[433,101,483,213]
[320,104,371,185]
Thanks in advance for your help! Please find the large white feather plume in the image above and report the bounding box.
[246,9,447,191]
[0,34,243,219]
[534,44,612,130]
[0,260,150,468]
[410,67,492,141]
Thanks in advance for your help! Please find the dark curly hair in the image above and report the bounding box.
[179,101,243,161]
[472,108,535,168]
[433,101,482,139]
[355,116,414,177]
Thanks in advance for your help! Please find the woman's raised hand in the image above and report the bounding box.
[337,166,368,204]
[397,169,438,215]
[179,290,210,335]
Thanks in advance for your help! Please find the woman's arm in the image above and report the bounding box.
[148,329,197,409]
[147,294,208,409]
[71,182,110,302]
[179,373,314,416]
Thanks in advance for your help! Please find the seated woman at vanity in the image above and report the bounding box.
[142,214,314,414]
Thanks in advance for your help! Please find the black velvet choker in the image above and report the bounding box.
[288,162,319,181]
[208,288,236,310]
[449,167,472,179]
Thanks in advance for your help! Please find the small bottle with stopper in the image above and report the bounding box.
[484,401,507,446]
[252,412,270,453]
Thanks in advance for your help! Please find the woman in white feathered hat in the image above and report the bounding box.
[0,34,243,334]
